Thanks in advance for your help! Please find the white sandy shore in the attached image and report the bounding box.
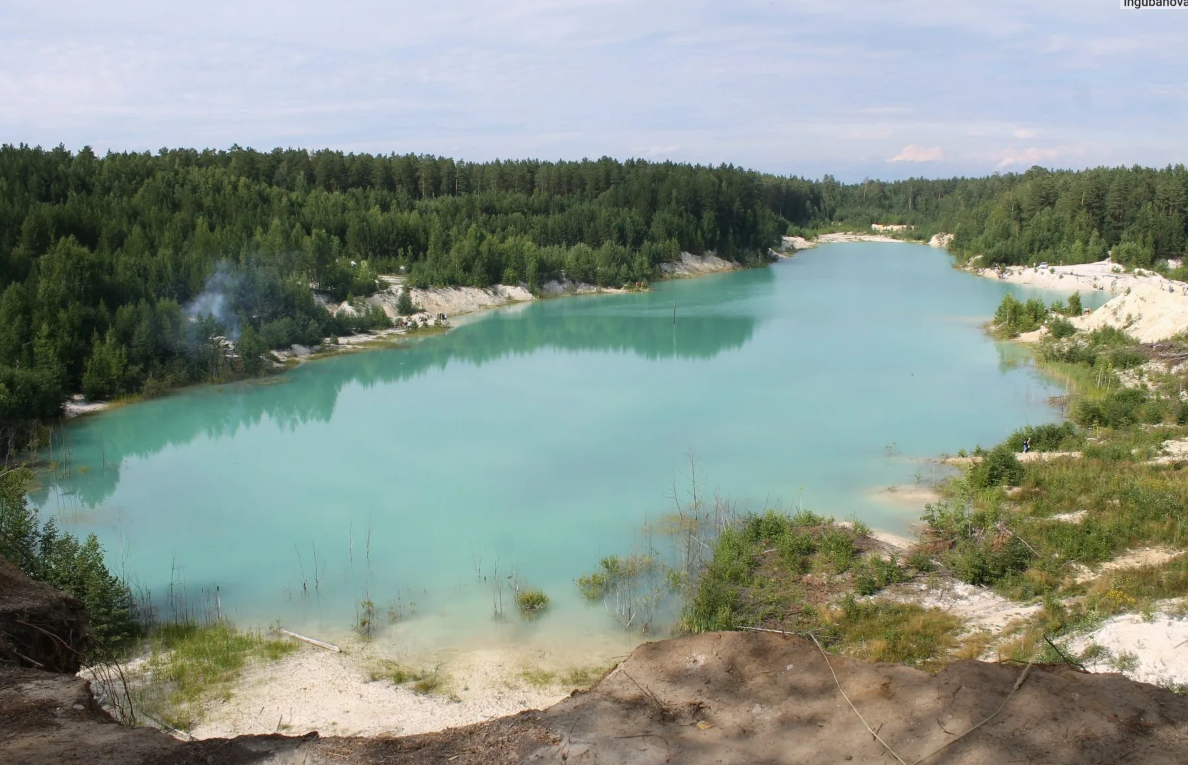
[974,258,1185,295]
[181,631,632,740]
[63,395,111,418]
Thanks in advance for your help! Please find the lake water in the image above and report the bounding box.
[32,243,1098,650]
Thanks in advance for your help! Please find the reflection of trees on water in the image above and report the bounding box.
[40,289,762,507]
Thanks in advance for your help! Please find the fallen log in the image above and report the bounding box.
[278,629,341,652]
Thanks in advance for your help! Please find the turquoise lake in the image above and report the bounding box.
[32,243,1099,648]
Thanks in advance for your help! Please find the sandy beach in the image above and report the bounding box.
[169,629,635,740]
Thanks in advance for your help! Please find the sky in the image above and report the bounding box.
[1,0,1186,181]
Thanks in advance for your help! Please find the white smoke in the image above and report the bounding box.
[185,263,240,340]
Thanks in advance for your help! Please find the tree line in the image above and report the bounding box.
[3,143,1187,442]
[807,165,1188,270]
[0,145,804,440]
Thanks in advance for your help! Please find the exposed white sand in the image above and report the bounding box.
[1153,438,1188,464]
[974,258,1185,294]
[63,395,111,419]
[539,280,629,297]
[869,485,940,512]
[816,232,903,244]
[940,451,1081,467]
[1068,608,1188,688]
[879,578,1042,634]
[658,251,739,278]
[1071,283,1188,342]
[1072,548,1183,585]
[186,633,629,740]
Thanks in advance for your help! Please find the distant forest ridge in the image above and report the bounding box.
[1,144,1186,433]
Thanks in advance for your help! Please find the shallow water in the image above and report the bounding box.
[33,243,1098,646]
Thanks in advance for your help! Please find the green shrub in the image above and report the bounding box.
[1074,388,1148,428]
[1049,317,1076,339]
[1004,422,1079,453]
[829,597,961,670]
[1109,349,1146,370]
[516,588,550,616]
[970,445,1024,488]
[1178,402,1188,426]
[854,555,907,595]
[908,551,936,573]
[1088,326,1138,347]
[994,294,1047,336]
[818,529,855,573]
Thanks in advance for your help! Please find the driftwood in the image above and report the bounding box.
[279,628,341,652]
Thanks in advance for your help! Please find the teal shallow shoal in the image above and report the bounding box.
[32,243,1098,641]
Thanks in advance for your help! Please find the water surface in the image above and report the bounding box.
[34,243,1094,646]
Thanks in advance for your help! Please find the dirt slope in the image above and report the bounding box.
[309,632,1188,764]
[4,628,1188,764]
[0,555,90,674]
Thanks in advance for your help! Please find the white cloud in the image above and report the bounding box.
[1,0,1185,179]
[888,145,944,162]
[994,146,1080,169]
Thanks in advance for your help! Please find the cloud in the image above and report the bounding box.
[888,145,944,162]
[1,0,1186,179]
[994,146,1078,169]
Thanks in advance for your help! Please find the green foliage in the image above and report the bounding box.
[395,287,417,316]
[576,554,654,601]
[1073,388,1148,428]
[516,587,550,617]
[854,554,907,595]
[907,551,936,573]
[827,597,962,671]
[681,511,867,632]
[141,622,295,729]
[1048,317,1076,339]
[993,294,1048,336]
[970,444,1025,488]
[1004,422,1081,453]
[818,529,856,573]
[1067,291,1083,316]
[0,146,791,438]
[0,467,140,653]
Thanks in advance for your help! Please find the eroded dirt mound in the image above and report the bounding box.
[541,632,1188,765]
[0,555,90,674]
[4,631,1188,764]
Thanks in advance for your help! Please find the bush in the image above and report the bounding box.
[1004,422,1080,453]
[1074,388,1148,428]
[396,287,418,316]
[1049,317,1076,339]
[994,294,1047,336]
[1109,349,1146,370]
[854,554,907,596]
[818,529,855,573]
[1177,401,1188,426]
[516,588,550,617]
[970,445,1024,488]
